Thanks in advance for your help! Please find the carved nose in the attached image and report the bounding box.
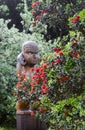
[33,54,36,58]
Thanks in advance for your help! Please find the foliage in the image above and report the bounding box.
[31,0,85,40]
[0,19,20,124]
[48,96,85,130]
[14,31,85,129]
[0,18,52,124]
[68,9,85,35]
[0,0,85,39]
[29,10,85,127]
[14,73,32,103]
[0,126,15,130]
[33,34,85,129]
[0,19,27,123]
[0,0,85,129]
[14,10,85,128]
[0,4,9,18]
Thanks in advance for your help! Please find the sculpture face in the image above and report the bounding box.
[22,41,40,65]
[17,41,40,76]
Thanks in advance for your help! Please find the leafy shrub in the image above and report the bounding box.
[31,0,85,40]
[0,4,9,18]
[29,7,85,127]
[0,19,28,124]
[0,18,52,124]
[14,30,85,129]
[15,28,85,129]
[69,9,85,35]
[35,33,85,129]
[48,96,85,130]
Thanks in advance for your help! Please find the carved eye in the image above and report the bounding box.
[27,51,37,54]
[25,51,30,54]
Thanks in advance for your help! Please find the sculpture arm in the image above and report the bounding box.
[16,53,26,76]
[16,62,23,76]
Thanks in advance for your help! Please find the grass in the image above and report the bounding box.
[0,127,16,130]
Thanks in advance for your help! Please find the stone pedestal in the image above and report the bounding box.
[16,110,47,130]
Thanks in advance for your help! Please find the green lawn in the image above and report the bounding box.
[0,127,15,130]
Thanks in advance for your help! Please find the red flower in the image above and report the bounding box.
[30,111,35,117]
[35,67,41,73]
[77,51,81,55]
[41,10,48,14]
[21,73,27,80]
[43,80,47,84]
[70,50,80,60]
[82,99,85,103]
[59,77,64,82]
[72,39,78,46]
[32,2,40,8]
[41,85,48,94]
[30,81,35,87]
[32,3,37,8]
[51,61,54,66]
[59,51,64,56]
[69,50,73,56]
[53,47,61,53]
[43,63,48,69]
[72,43,76,46]
[64,111,69,116]
[59,76,69,82]
[41,72,46,79]
[35,15,40,20]
[55,58,61,63]
[39,107,43,113]
[32,11,35,15]
[36,79,40,84]
[16,82,22,88]
[63,76,69,81]
[30,67,34,71]
[73,52,78,59]
[23,86,27,91]
[72,16,80,23]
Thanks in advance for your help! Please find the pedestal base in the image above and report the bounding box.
[16,110,47,130]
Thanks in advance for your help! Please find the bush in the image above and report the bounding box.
[31,0,85,40]
[14,31,85,129]
[31,8,85,126]
[0,18,52,124]
[18,26,85,130]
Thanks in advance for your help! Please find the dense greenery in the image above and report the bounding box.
[0,18,51,126]
[0,0,85,129]
[0,0,85,39]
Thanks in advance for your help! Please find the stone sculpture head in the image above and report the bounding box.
[16,41,40,75]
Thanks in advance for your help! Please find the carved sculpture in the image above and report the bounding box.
[16,41,47,130]
[16,41,40,79]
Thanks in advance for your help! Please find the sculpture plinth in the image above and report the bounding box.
[16,110,46,130]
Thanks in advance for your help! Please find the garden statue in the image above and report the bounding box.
[16,41,47,130]
[16,40,40,79]
[16,41,40,110]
